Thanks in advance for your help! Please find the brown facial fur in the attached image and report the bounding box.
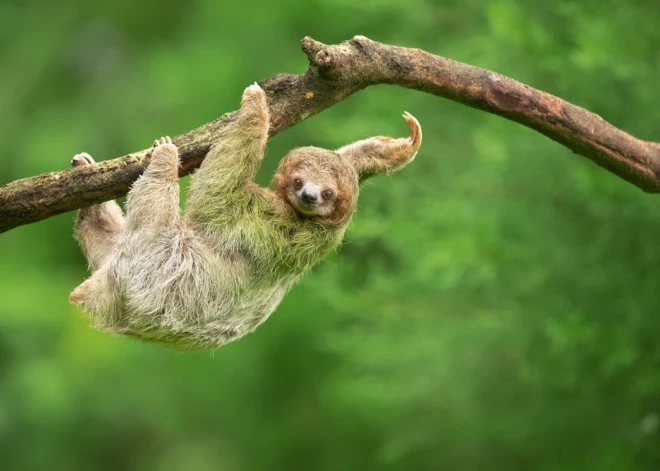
[273,147,359,227]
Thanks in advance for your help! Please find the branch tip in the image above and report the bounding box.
[301,36,326,61]
[350,35,372,45]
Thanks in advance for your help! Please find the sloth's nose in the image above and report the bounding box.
[301,188,319,203]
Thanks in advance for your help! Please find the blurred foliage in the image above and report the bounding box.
[1,0,660,469]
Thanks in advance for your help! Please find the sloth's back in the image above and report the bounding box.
[80,225,295,350]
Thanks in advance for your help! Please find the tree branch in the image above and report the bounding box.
[2,35,659,233]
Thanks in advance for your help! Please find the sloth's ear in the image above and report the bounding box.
[336,112,422,180]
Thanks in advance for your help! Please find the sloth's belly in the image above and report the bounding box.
[113,254,297,350]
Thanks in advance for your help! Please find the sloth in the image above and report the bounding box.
[69,83,422,350]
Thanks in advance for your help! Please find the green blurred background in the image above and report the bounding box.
[1,0,660,469]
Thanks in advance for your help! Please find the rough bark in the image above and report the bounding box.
[1,35,659,233]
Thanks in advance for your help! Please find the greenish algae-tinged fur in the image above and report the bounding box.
[68,84,422,351]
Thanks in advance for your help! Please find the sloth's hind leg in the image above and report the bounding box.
[71,152,125,272]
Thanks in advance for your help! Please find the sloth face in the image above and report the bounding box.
[273,147,359,226]
[287,173,338,217]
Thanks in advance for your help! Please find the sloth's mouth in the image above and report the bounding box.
[291,196,321,216]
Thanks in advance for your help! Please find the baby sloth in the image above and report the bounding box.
[70,83,422,350]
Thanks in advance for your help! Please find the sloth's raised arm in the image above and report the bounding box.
[185,84,270,220]
[337,113,422,181]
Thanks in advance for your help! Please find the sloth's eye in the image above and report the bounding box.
[293,178,303,189]
[322,189,334,199]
